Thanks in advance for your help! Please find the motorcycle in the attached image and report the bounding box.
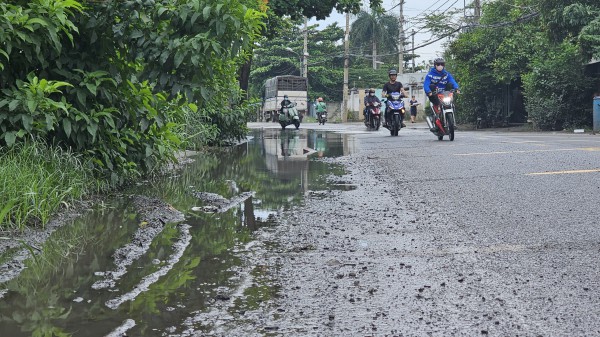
[384,92,406,136]
[318,109,327,125]
[364,102,381,130]
[279,102,300,130]
[425,89,457,141]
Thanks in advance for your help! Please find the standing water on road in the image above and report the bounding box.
[0,129,356,337]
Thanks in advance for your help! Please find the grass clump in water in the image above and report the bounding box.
[0,140,104,230]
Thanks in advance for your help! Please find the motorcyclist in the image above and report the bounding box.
[382,69,408,128]
[364,88,381,122]
[424,57,460,129]
[280,95,292,113]
[316,97,327,123]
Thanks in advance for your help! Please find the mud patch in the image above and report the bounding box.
[92,195,185,290]
[0,199,97,288]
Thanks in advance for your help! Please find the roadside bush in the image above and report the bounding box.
[0,140,103,230]
[522,42,590,130]
[0,75,184,185]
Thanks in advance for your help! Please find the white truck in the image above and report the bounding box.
[262,75,308,122]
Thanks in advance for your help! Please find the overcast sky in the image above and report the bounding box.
[308,0,466,66]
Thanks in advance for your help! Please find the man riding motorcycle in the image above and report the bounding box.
[382,69,408,128]
[423,57,460,131]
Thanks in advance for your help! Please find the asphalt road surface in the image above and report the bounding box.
[220,122,600,337]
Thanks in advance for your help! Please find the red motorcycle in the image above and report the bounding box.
[426,90,457,141]
[364,102,381,130]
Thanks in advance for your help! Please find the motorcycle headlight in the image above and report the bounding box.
[391,93,400,100]
[443,97,452,104]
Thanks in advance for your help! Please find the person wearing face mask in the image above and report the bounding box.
[424,57,460,118]
[364,88,381,122]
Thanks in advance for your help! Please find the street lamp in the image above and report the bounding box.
[285,47,308,78]
[285,47,303,77]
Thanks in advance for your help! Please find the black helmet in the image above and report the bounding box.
[284,95,289,99]
[388,69,398,76]
[434,57,445,66]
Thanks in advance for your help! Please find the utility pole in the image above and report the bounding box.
[411,29,415,72]
[474,0,481,23]
[398,0,405,74]
[303,17,308,78]
[342,12,350,123]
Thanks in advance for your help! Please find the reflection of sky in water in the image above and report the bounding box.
[252,209,277,219]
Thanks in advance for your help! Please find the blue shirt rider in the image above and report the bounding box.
[423,57,460,116]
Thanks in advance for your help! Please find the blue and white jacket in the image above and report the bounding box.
[423,67,459,95]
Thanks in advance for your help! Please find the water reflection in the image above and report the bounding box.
[260,129,356,193]
[0,129,355,336]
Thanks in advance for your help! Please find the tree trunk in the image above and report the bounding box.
[238,57,252,102]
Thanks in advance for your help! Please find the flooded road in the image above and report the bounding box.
[5,122,599,336]
[0,128,356,337]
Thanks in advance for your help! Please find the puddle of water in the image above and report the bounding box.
[0,129,355,336]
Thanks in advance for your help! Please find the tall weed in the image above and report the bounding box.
[0,140,103,230]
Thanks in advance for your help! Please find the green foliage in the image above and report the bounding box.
[267,0,382,21]
[578,16,600,59]
[522,42,590,130]
[0,0,267,185]
[0,139,102,229]
[0,73,72,146]
[349,10,399,69]
[249,22,346,101]
[447,0,598,128]
[0,0,83,74]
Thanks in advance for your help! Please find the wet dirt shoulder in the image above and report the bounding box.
[0,151,198,289]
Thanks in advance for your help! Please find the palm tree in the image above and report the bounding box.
[350,10,400,69]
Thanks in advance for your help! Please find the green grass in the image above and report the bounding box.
[0,140,104,230]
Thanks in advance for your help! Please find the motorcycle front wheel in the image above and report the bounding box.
[446,113,455,141]
[392,114,400,136]
[374,117,380,130]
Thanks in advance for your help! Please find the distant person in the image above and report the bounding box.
[409,95,420,123]
[316,97,327,114]
[382,69,408,128]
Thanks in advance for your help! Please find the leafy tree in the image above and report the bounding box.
[268,0,383,21]
[445,0,597,129]
[349,10,399,69]
[522,41,590,129]
[249,21,345,101]
[0,0,266,185]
